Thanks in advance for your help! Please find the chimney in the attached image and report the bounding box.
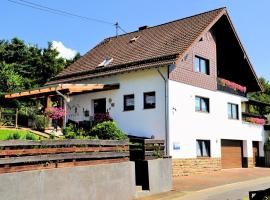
[138,25,149,31]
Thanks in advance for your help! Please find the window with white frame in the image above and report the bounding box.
[196,140,211,157]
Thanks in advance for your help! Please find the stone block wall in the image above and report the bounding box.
[172,157,221,177]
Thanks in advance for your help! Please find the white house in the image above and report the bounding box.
[6,8,269,176]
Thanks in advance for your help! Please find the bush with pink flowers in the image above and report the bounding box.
[45,107,66,119]
[93,113,113,125]
[245,117,266,125]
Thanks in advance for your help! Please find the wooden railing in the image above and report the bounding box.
[0,139,129,173]
[129,138,165,161]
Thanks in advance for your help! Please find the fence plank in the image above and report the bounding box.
[0,139,129,147]
[0,151,129,165]
[0,146,129,156]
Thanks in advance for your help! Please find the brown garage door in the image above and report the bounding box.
[221,140,243,169]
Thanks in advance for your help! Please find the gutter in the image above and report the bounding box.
[157,67,169,156]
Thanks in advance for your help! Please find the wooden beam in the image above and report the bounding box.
[0,139,129,147]
[0,146,129,156]
[0,152,129,165]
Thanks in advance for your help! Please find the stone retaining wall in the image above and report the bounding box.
[172,157,221,176]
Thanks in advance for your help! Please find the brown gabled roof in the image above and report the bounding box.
[46,7,226,85]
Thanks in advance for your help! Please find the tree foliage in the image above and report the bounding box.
[249,77,270,115]
[0,37,80,95]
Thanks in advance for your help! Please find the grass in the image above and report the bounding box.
[0,129,40,140]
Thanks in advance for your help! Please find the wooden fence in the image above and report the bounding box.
[129,138,165,161]
[0,139,129,173]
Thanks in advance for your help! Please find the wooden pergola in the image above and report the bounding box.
[4,84,119,99]
[4,83,120,129]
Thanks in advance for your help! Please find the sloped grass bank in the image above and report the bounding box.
[0,129,40,140]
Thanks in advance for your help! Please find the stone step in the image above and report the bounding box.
[135,190,150,198]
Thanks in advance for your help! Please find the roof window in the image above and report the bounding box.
[98,58,113,67]
[130,36,140,43]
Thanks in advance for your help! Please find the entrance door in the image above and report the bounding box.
[221,140,243,169]
[253,141,259,166]
[93,98,106,114]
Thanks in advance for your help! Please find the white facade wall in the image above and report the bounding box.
[168,80,267,159]
[66,68,166,139]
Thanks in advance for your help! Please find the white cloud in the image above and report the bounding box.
[52,41,77,60]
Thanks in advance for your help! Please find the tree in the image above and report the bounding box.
[0,37,80,94]
[249,77,270,115]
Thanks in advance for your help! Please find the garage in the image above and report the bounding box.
[221,140,243,169]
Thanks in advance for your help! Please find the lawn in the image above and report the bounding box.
[0,129,40,140]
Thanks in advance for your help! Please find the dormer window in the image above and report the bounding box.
[98,58,113,67]
[130,36,140,43]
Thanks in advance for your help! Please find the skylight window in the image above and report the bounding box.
[130,36,140,43]
[98,58,113,67]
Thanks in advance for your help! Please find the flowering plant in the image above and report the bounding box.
[245,117,266,125]
[93,113,113,124]
[219,78,247,93]
[45,107,66,119]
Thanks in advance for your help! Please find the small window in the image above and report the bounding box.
[130,36,140,43]
[196,140,211,157]
[195,96,209,113]
[98,57,113,67]
[194,56,209,75]
[124,94,135,111]
[144,92,156,109]
[228,103,239,119]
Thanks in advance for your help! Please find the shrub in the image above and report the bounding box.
[25,132,37,140]
[6,132,21,140]
[63,123,76,139]
[90,121,127,140]
[32,115,49,131]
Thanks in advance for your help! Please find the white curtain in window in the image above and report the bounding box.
[202,141,208,157]
[196,141,202,157]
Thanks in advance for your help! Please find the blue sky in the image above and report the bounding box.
[1,0,270,80]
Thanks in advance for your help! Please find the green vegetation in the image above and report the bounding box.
[0,129,39,140]
[250,77,270,115]
[0,37,80,107]
[90,121,127,140]
[62,121,127,140]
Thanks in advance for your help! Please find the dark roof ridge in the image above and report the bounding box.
[107,7,227,39]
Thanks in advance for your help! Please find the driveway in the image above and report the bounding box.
[137,168,270,200]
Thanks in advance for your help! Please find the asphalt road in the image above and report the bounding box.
[178,177,270,200]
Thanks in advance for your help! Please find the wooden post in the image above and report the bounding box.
[0,107,2,126]
[15,108,18,128]
[45,96,52,130]
[45,96,52,109]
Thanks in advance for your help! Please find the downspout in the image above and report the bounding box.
[157,67,169,156]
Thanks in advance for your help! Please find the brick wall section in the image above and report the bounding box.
[172,157,221,177]
[169,31,217,91]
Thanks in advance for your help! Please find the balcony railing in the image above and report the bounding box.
[217,78,247,97]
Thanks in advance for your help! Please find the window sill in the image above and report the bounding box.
[144,107,156,110]
[193,70,210,76]
[197,156,211,158]
[123,109,134,112]
[228,117,239,121]
[195,110,210,114]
